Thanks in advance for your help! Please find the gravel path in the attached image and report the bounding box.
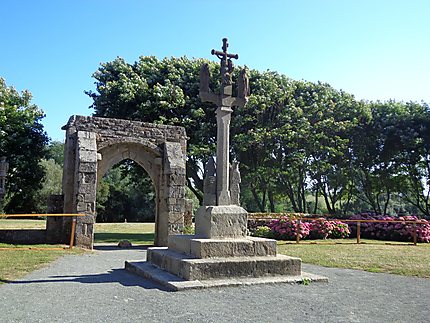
[0,246,429,323]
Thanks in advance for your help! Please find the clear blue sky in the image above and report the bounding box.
[1,0,429,141]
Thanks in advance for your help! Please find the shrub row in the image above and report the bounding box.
[251,216,350,240]
[248,213,430,243]
[348,213,430,243]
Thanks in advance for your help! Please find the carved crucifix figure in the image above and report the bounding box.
[199,38,248,205]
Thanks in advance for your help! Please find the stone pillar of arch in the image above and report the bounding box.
[61,115,187,249]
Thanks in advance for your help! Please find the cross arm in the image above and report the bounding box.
[199,91,221,106]
[211,49,239,60]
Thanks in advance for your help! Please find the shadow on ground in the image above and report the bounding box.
[0,268,170,291]
[93,244,153,251]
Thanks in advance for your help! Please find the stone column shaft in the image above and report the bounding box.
[216,106,232,205]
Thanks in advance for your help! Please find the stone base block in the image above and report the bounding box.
[146,247,301,280]
[125,260,328,291]
[168,235,277,258]
[195,205,247,238]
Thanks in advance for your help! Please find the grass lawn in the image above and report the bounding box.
[278,239,430,278]
[94,222,155,245]
[0,221,155,284]
[1,220,429,281]
[0,218,46,229]
[0,244,83,284]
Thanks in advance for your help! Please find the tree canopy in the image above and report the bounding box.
[86,56,430,217]
[0,78,48,213]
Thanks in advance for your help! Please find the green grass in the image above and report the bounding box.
[0,219,46,229]
[278,239,430,278]
[0,244,83,284]
[94,222,155,245]
[0,221,154,283]
[0,221,155,283]
[2,220,429,280]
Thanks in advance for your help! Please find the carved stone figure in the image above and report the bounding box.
[199,63,210,93]
[229,161,241,206]
[203,157,217,206]
[237,68,250,99]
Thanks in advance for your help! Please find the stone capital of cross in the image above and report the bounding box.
[200,38,246,109]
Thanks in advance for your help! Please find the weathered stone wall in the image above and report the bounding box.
[0,230,46,244]
[46,194,70,244]
[162,142,187,236]
[66,116,186,150]
[62,116,187,249]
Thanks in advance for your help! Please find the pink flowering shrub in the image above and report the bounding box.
[308,218,333,239]
[261,216,350,241]
[249,213,430,242]
[329,221,350,239]
[308,218,350,239]
[267,216,311,240]
[349,213,430,243]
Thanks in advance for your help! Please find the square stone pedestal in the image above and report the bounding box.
[125,205,327,290]
[195,205,248,238]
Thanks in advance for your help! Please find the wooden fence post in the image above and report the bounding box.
[296,219,301,244]
[357,221,361,244]
[69,217,76,249]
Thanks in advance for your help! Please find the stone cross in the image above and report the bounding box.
[199,38,249,205]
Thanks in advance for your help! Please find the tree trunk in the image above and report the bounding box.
[187,178,203,205]
[251,188,265,212]
[268,190,275,212]
[313,188,319,214]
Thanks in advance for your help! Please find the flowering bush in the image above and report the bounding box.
[248,219,271,234]
[329,221,350,239]
[267,216,311,240]
[253,226,273,238]
[249,213,430,242]
[349,213,430,243]
[308,218,350,239]
[309,218,334,239]
[259,216,350,241]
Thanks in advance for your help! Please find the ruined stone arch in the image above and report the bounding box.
[61,115,187,249]
[96,139,162,183]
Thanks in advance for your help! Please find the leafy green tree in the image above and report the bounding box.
[350,101,421,215]
[46,140,64,166]
[233,73,369,214]
[86,55,430,217]
[389,102,430,216]
[34,158,63,213]
[86,56,222,203]
[96,160,155,222]
[0,78,48,213]
[302,84,369,215]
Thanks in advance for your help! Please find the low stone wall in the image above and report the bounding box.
[0,229,46,244]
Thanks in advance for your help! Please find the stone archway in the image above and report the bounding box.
[61,115,187,249]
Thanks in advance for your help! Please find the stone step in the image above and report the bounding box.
[168,235,277,258]
[147,247,302,281]
[125,260,328,291]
